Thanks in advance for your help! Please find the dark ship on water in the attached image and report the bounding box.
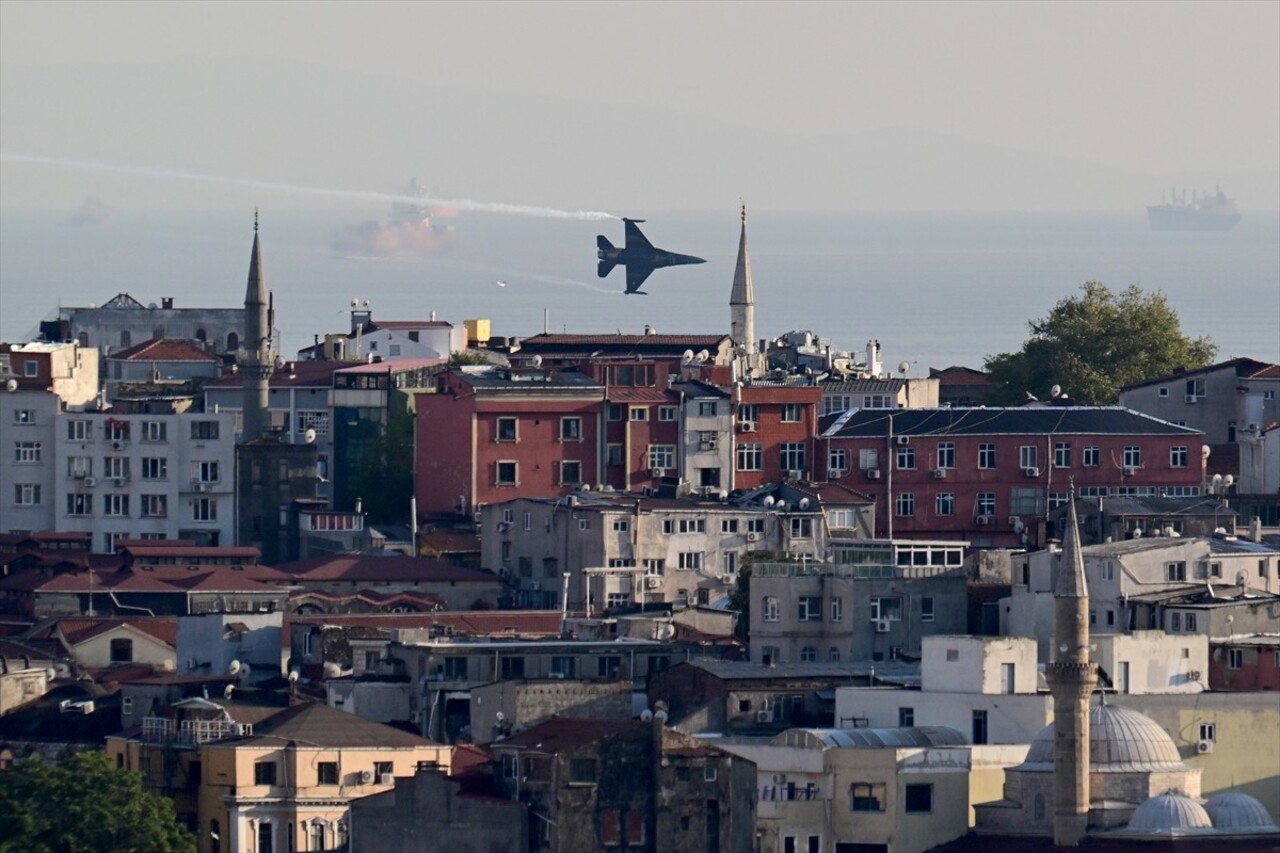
[1147,186,1241,232]
[331,179,457,257]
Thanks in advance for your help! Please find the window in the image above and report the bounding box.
[698,401,717,417]
[104,457,129,480]
[13,409,35,424]
[1123,446,1141,469]
[560,417,582,441]
[606,443,623,466]
[612,518,630,533]
[68,456,92,478]
[737,404,759,427]
[194,461,220,484]
[972,710,989,745]
[859,448,879,471]
[104,494,130,517]
[904,783,933,813]
[935,492,954,516]
[936,442,955,469]
[1227,649,1244,670]
[629,406,649,421]
[863,394,893,409]
[978,443,996,469]
[789,517,812,538]
[1185,613,1197,632]
[780,442,806,472]
[1185,377,1206,401]
[1199,723,1216,742]
[496,417,517,442]
[110,638,133,663]
[568,758,598,784]
[578,518,590,531]
[254,762,277,785]
[192,498,217,522]
[798,646,816,662]
[1170,446,1188,468]
[607,404,623,422]
[895,493,915,517]
[550,656,576,678]
[1054,442,1072,468]
[976,492,996,517]
[898,707,914,727]
[850,783,886,812]
[677,552,703,570]
[658,405,677,421]
[296,411,329,438]
[824,394,852,415]
[643,558,665,576]
[1158,386,1169,398]
[648,445,675,470]
[1049,491,1069,510]
[559,460,582,485]
[1166,561,1187,582]
[920,597,935,622]
[781,403,802,422]
[798,596,822,621]
[14,484,41,506]
[831,597,843,622]
[190,421,219,440]
[442,657,467,679]
[317,762,338,785]
[1262,559,1271,578]
[664,518,706,534]
[14,441,41,463]
[67,419,91,441]
[827,448,846,476]
[258,822,273,853]
[762,597,780,622]
[141,458,167,480]
[1208,561,1222,578]
[597,656,622,678]
[1100,561,1114,580]
[495,461,517,485]
[746,517,765,534]
[896,446,916,470]
[139,420,166,442]
[66,494,93,516]
[720,518,739,534]
[1083,446,1100,467]
[1019,446,1037,469]
[500,657,526,679]
[736,443,762,471]
[871,598,902,621]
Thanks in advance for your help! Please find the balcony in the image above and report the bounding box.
[141,716,251,745]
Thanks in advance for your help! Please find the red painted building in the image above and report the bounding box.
[732,381,823,490]
[819,406,1206,547]
[415,367,606,516]
[1209,636,1280,691]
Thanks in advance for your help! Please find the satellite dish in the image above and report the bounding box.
[718,489,728,501]
[898,361,910,375]
[323,662,342,678]
[54,662,71,678]
[654,709,668,723]
[1201,446,1211,459]
[697,350,710,363]
[304,428,317,444]
[4,379,16,393]
[1013,518,1025,534]
[1050,384,1062,398]
[798,498,810,510]
[351,297,359,308]
[1059,644,1069,653]
[531,354,543,367]
[657,623,676,641]
[1211,474,1223,487]
[1223,475,1234,487]
[45,668,57,681]
[224,684,235,700]
[495,711,506,722]
[682,350,695,364]
[640,709,654,721]
[580,484,591,492]
[776,500,788,511]
[288,669,300,684]
[227,659,241,676]
[238,663,251,681]
[763,496,775,507]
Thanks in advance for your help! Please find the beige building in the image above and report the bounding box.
[713,726,972,853]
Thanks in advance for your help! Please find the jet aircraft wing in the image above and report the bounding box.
[625,264,655,295]
[623,219,654,251]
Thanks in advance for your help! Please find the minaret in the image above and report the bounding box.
[729,203,755,369]
[239,212,274,442]
[1044,490,1098,846]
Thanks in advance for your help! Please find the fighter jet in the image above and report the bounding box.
[596,219,705,295]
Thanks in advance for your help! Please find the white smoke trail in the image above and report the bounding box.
[0,152,618,221]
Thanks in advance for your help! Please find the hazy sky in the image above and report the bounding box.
[3,0,1277,178]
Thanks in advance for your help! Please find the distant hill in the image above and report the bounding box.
[2,57,1276,212]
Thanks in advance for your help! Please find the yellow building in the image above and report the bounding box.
[111,699,449,853]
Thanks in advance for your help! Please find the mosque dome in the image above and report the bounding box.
[1023,704,1186,771]
[1127,791,1213,832]
[1203,792,1278,830]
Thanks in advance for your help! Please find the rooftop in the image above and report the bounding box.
[820,406,1203,439]
[223,701,437,749]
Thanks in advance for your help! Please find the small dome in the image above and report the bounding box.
[1204,792,1277,830]
[1127,791,1212,832]
[1024,704,1185,771]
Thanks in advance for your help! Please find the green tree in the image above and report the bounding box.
[983,282,1216,406]
[347,407,415,524]
[449,350,493,366]
[0,751,195,853]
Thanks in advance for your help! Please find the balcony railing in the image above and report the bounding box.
[141,716,250,745]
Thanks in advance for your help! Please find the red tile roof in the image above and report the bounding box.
[108,338,219,363]
[55,617,177,648]
[204,360,348,389]
[272,555,497,584]
[122,545,260,561]
[285,610,565,638]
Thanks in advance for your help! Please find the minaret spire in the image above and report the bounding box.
[1044,486,1098,846]
[239,213,274,443]
[730,202,756,372]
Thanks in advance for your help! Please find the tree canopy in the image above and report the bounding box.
[0,751,195,853]
[346,407,415,524]
[983,282,1217,405]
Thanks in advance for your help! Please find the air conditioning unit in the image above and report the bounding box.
[738,422,757,433]
[111,440,124,450]
[1023,467,1040,478]
[496,521,511,532]
[975,515,991,526]
[866,469,881,480]
[359,770,373,784]
[83,476,97,487]
[645,576,662,589]
[379,773,395,786]
[194,483,208,493]
[827,468,845,478]
[1185,395,1199,404]
[1196,739,1214,754]
[110,476,126,486]
[1124,467,1136,477]
[875,619,891,634]
[755,710,772,723]
[787,470,804,481]
[932,469,946,479]
[651,468,665,478]
[896,436,911,446]
[746,532,762,542]
[699,440,716,451]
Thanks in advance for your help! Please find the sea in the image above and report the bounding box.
[1,209,1277,373]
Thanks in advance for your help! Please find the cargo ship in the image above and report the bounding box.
[331,179,456,256]
[1147,187,1241,232]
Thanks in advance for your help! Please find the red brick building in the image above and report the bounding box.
[819,406,1206,547]
[1209,636,1280,691]
[733,380,823,490]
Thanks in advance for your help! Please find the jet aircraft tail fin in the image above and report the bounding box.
[597,235,615,253]
[597,258,617,279]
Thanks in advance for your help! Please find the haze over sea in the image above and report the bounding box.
[1,209,1276,377]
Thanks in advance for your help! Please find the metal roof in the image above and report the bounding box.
[820,406,1201,438]
[774,726,966,749]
